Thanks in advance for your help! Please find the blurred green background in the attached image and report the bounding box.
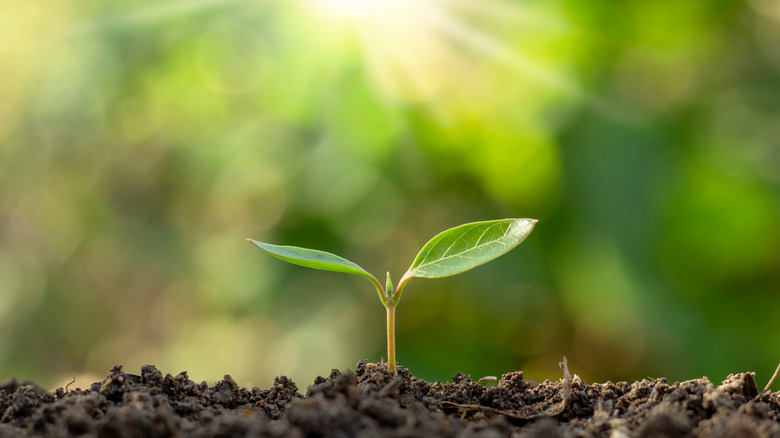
[1,0,779,390]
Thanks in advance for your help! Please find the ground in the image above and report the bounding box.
[1,360,779,437]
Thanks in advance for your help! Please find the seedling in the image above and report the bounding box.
[248,218,537,373]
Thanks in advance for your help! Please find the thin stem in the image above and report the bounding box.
[386,305,396,373]
[764,361,780,392]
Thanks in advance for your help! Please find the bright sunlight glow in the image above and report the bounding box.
[314,0,384,19]
[306,0,598,112]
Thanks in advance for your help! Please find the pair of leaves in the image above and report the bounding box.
[248,218,537,305]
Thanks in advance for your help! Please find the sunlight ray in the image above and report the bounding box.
[441,0,570,34]
[333,0,629,121]
[415,1,582,98]
[356,2,455,102]
[424,1,633,121]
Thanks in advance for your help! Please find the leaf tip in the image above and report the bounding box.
[510,218,538,235]
[525,218,539,234]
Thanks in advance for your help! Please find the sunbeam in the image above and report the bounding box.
[415,2,581,97]
[308,0,627,120]
[415,2,629,121]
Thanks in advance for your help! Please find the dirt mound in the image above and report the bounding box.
[1,361,779,437]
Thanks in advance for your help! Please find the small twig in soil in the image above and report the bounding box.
[476,376,497,386]
[439,357,574,422]
[549,356,572,416]
[439,402,524,420]
[560,357,571,390]
[763,361,780,393]
[64,375,76,392]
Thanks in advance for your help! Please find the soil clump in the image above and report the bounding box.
[1,361,779,437]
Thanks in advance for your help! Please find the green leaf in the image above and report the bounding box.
[248,239,373,280]
[404,218,537,279]
[247,239,385,301]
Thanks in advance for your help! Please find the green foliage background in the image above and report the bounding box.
[1,0,779,389]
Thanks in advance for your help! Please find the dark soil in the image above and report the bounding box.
[1,360,779,437]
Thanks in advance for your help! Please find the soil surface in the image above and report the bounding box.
[1,360,779,437]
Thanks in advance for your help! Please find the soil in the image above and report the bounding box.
[1,360,779,437]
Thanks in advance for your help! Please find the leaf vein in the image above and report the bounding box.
[415,221,523,270]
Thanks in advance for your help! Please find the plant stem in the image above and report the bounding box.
[386,305,396,373]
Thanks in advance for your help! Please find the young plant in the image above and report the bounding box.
[248,218,537,373]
